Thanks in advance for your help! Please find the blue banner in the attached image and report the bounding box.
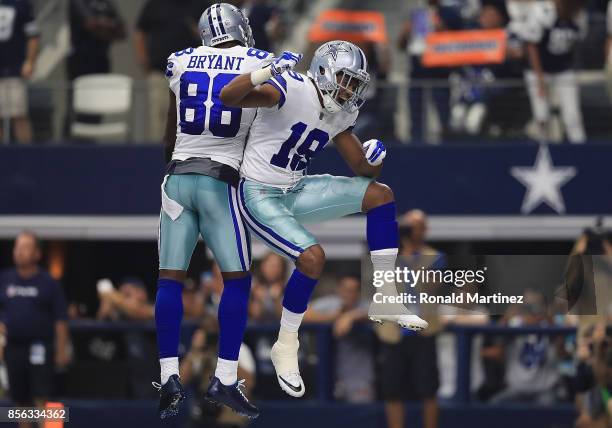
[0,143,609,215]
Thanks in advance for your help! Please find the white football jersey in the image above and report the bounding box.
[166,45,272,170]
[240,72,358,187]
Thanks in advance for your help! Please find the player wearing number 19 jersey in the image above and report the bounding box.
[221,41,429,399]
[154,3,268,420]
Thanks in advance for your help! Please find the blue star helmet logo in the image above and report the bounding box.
[320,42,350,61]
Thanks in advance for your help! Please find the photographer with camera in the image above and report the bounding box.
[555,218,612,427]
[561,218,612,316]
[574,219,612,257]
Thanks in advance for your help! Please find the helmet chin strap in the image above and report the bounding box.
[322,94,342,114]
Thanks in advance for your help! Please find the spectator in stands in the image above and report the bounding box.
[231,0,285,52]
[134,0,205,142]
[398,209,446,269]
[201,263,224,316]
[66,0,126,137]
[182,278,205,321]
[450,0,526,137]
[476,322,508,401]
[380,209,444,428]
[96,277,157,397]
[66,301,88,319]
[489,290,563,404]
[0,0,39,144]
[574,319,612,428]
[521,0,587,143]
[249,252,287,323]
[68,0,125,80]
[437,296,490,399]
[305,274,375,403]
[398,1,463,143]
[180,320,256,427]
[96,277,154,321]
[0,231,69,427]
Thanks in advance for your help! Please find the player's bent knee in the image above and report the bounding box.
[159,269,187,282]
[363,182,395,212]
[296,245,325,278]
[378,183,395,203]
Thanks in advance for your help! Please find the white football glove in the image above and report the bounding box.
[363,139,386,166]
[271,51,303,76]
[96,278,115,295]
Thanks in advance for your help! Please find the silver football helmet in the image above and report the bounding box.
[198,3,254,48]
[307,40,370,114]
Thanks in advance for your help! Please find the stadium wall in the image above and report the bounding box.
[1,143,610,215]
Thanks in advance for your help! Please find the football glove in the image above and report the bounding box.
[96,278,115,295]
[363,139,386,166]
[271,51,303,76]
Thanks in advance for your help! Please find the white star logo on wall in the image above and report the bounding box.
[510,144,577,214]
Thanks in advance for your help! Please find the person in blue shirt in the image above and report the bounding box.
[0,231,69,421]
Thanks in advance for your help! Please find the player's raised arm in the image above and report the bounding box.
[220,51,302,108]
[334,130,386,178]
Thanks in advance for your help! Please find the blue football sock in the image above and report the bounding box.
[282,268,318,314]
[155,278,184,359]
[218,275,252,361]
[367,202,399,251]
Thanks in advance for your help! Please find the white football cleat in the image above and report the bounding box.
[368,307,429,331]
[270,340,305,398]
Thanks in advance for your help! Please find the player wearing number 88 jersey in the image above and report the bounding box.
[155,3,268,420]
[221,40,428,400]
[165,43,271,168]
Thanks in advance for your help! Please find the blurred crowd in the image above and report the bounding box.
[0,0,287,144]
[2,0,612,145]
[399,0,589,143]
[0,217,611,427]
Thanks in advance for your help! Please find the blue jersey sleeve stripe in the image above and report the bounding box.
[271,75,288,91]
[263,79,286,109]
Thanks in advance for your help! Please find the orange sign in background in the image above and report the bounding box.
[43,402,64,428]
[309,9,388,44]
[422,30,507,67]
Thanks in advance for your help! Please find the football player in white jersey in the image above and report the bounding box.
[154,3,291,419]
[221,40,428,398]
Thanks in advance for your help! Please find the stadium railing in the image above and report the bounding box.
[4,74,612,145]
[0,321,575,427]
[65,320,576,403]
